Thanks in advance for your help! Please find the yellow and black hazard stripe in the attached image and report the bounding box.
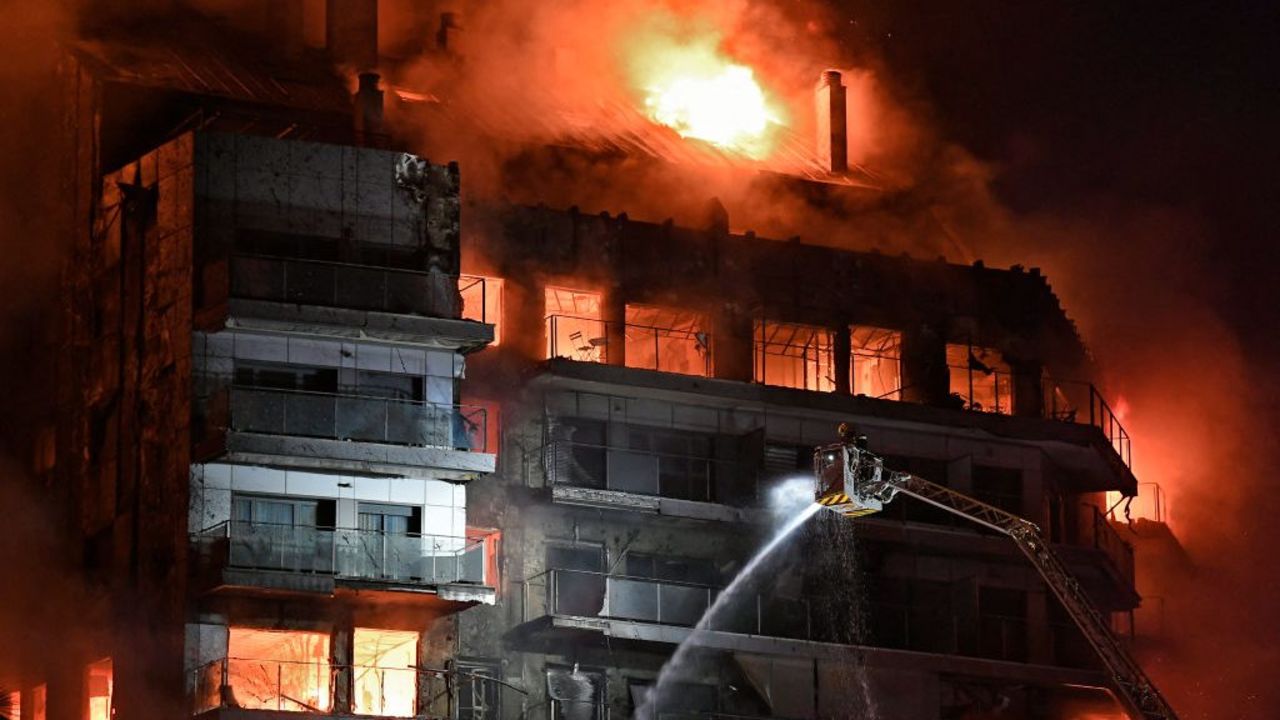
[818,493,851,506]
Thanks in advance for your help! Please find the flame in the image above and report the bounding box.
[625,28,783,159]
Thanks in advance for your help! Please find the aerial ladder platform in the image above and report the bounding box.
[813,429,1178,720]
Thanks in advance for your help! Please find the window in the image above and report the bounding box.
[624,554,717,585]
[226,628,331,712]
[5,691,19,720]
[546,544,606,617]
[233,496,329,528]
[85,659,112,720]
[230,496,334,573]
[623,305,710,376]
[978,587,1028,662]
[946,344,1014,414]
[455,659,500,720]
[625,427,716,501]
[234,363,338,393]
[850,326,902,399]
[972,466,1023,516]
[628,680,716,720]
[546,666,605,720]
[459,275,504,345]
[754,320,835,391]
[349,370,424,401]
[545,287,604,362]
[353,629,418,717]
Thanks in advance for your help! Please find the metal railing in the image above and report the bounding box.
[203,384,488,452]
[534,441,754,505]
[1068,503,1136,584]
[459,275,497,325]
[194,521,490,586]
[869,603,1029,662]
[519,568,812,639]
[191,657,334,714]
[546,315,712,376]
[1044,379,1132,468]
[231,254,459,318]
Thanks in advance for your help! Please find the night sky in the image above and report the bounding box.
[836,0,1279,371]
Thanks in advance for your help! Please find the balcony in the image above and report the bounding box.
[517,568,812,642]
[1044,379,1132,469]
[533,441,759,520]
[546,315,712,377]
[194,382,494,476]
[193,521,496,603]
[230,254,459,319]
[1055,503,1139,609]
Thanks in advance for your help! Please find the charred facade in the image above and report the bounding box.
[0,3,1181,720]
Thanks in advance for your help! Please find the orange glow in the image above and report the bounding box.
[460,275,504,345]
[625,28,782,158]
[85,659,112,720]
[353,629,418,717]
[546,287,605,361]
[227,628,331,712]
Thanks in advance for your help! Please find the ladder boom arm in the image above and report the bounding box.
[817,442,1178,720]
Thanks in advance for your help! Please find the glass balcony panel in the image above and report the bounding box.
[607,450,660,494]
[658,583,710,626]
[607,577,659,622]
[284,393,335,438]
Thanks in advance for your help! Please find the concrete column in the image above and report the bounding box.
[711,306,754,382]
[332,615,354,715]
[602,290,626,367]
[1012,360,1045,418]
[833,324,851,395]
[900,323,950,406]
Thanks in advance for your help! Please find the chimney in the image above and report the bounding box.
[354,72,385,143]
[327,0,379,71]
[815,69,848,174]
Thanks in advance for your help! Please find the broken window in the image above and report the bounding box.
[455,659,501,720]
[546,288,605,362]
[226,627,332,712]
[459,275,504,345]
[85,659,112,720]
[754,320,835,392]
[850,326,902,400]
[353,628,418,717]
[946,344,1014,414]
[623,305,711,376]
[546,666,605,720]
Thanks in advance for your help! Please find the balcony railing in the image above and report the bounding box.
[1066,503,1136,583]
[546,315,712,377]
[194,521,490,586]
[230,254,459,318]
[192,658,334,714]
[534,441,755,505]
[519,568,812,639]
[1044,379,1132,468]
[947,364,1015,415]
[201,384,488,452]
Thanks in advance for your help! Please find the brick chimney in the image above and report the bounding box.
[816,69,848,174]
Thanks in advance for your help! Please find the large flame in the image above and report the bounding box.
[626,29,782,159]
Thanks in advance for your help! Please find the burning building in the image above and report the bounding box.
[0,1,1186,720]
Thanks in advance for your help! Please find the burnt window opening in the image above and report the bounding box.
[754,320,836,392]
[85,658,113,720]
[353,628,418,717]
[546,665,605,720]
[545,418,606,488]
[224,627,332,712]
[623,304,711,377]
[545,287,605,363]
[455,659,501,720]
[459,275,504,346]
[546,544,605,618]
[946,343,1014,414]
[850,326,903,400]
